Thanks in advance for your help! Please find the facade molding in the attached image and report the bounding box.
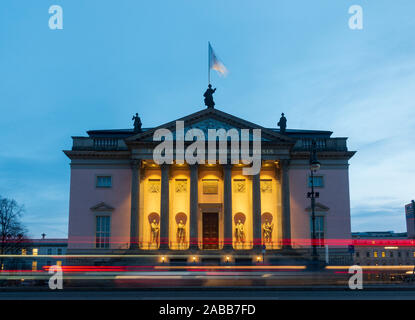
[305,202,330,212]
[90,202,115,212]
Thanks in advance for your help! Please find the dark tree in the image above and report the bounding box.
[0,196,30,269]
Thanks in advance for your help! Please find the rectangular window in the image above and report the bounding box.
[96,176,112,188]
[308,176,324,188]
[374,251,378,258]
[310,216,324,247]
[96,216,111,249]
[381,251,385,258]
[202,179,218,194]
[22,249,27,255]
[32,248,38,256]
[47,248,52,255]
[57,248,62,255]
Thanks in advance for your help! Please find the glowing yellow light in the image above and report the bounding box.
[225,256,230,262]
[384,247,399,250]
[156,265,306,270]
[256,256,261,262]
[326,265,415,270]
[161,256,166,263]
[192,256,197,262]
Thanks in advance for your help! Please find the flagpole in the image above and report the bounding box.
[208,41,211,85]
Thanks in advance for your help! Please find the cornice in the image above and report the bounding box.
[63,150,131,160]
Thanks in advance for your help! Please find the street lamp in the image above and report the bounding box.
[309,140,320,263]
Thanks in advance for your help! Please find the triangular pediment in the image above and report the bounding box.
[126,108,293,143]
[90,202,114,212]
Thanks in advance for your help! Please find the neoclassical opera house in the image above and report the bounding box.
[64,102,355,264]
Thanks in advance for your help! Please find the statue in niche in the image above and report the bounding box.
[262,219,274,243]
[235,219,246,243]
[176,220,186,244]
[150,219,159,246]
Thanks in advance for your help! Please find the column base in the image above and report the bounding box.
[223,244,233,251]
[129,244,139,250]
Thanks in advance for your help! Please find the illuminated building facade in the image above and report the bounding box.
[352,231,415,266]
[64,108,355,264]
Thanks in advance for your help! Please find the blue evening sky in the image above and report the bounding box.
[1,1,414,238]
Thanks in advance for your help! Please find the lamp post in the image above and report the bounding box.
[309,140,321,263]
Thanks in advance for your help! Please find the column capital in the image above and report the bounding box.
[130,159,142,169]
[160,163,171,170]
[280,159,290,168]
[189,164,199,172]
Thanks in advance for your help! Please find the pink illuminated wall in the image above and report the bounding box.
[289,167,352,248]
[68,168,132,250]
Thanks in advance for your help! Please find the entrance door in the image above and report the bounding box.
[203,212,219,250]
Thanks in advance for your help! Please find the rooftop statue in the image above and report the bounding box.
[132,113,142,133]
[203,84,216,109]
[278,113,287,134]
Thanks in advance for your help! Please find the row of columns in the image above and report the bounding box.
[129,161,292,250]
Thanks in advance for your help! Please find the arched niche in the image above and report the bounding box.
[147,212,160,249]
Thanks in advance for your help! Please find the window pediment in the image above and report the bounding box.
[90,202,114,212]
[305,202,329,212]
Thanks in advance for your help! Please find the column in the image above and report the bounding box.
[252,173,262,249]
[160,164,170,249]
[129,159,141,249]
[189,165,199,250]
[223,164,232,249]
[280,160,292,249]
